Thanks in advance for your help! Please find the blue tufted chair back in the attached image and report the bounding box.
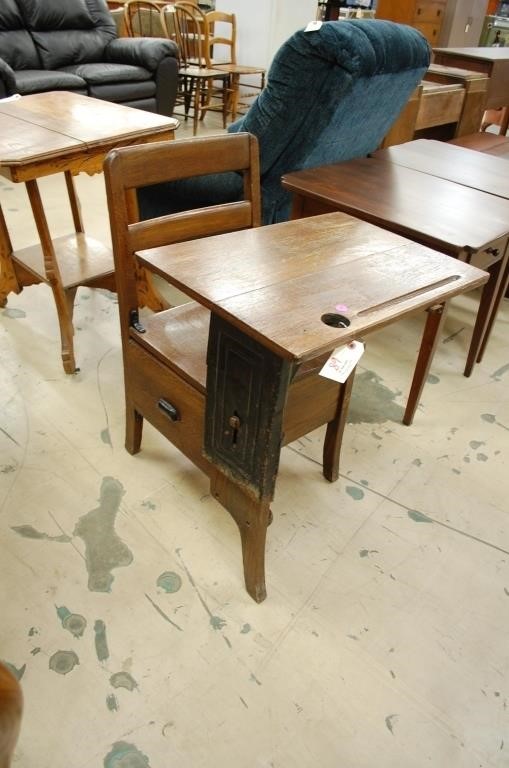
[139,20,430,225]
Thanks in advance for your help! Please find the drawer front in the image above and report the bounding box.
[467,236,508,271]
[414,20,443,44]
[414,1,446,22]
[127,340,208,472]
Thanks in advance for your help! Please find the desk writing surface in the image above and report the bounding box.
[281,158,509,253]
[376,139,509,200]
[0,112,82,168]
[433,47,509,63]
[0,92,178,164]
[137,213,487,362]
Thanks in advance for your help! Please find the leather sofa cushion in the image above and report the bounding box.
[14,68,86,94]
[61,62,151,84]
[0,29,41,69]
[89,80,156,102]
[20,0,94,30]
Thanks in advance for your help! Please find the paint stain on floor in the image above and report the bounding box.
[104,741,150,767]
[73,477,133,592]
[110,672,138,691]
[94,620,109,661]
[346,486,365,501]
[11,525,71,543]
[56,606,87,638]
[348,370,404,424]
[2,307,26,319]
[156,571,182,593]
[49,651,79,675]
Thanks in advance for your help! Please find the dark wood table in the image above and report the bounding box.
[375,137,509,314]
[282,156,509,384]
[433,47,509,133]
[137,212,486,600]
[0,91,178,373]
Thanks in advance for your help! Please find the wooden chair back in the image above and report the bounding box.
[171,2,210,67]
[104,132,261,343]
[205,10,237,65]
[123,0,168,37]
[0,664,22,768]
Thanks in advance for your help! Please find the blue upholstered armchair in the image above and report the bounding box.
[138,19,430,225]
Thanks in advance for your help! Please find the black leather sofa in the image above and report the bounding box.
[0,0,179,116]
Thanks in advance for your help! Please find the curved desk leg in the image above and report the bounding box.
[204,313,293,603]
[25,180,78,374]
[0,204,20,307]
[404,302,447,426]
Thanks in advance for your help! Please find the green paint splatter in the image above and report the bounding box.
[156,571,182,593]
[360,479,369,486]
[94,620,109,661]
[491,363,509,380]
[2,662,26,681]
[2,307,26,318]
[56,606,87,638]
[407,510,432,524]
[240,624,251,634]
[104,741,150,768]
[470,440,485,449]
[73,477,133,592]
[110,672,137,691]
[100,428,112,446]
[426,373,440,384]
[412,458,422,467]
[49,651,79,675]
[11,525,71,543]
[30,647,41,655]
[385,714,398,734]
[141,500,156,510]
[477,453,488,462]
[0,464,16,474]
[346,486,364,501]
[348,370,404,425]
[210,615,226,631]
[106,694,118,712]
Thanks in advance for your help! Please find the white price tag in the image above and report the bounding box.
[319,341,364,383]
[305,20,322,32]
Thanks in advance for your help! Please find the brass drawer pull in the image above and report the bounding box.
[486,247,500,258]
[157,398,180,421]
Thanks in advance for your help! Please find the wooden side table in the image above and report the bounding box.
[0,92,178,373]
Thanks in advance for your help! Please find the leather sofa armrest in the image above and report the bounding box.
[105,37,179,73]
[0,58,17,97]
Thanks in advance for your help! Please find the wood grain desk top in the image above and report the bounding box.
[0,92,179,168]
[433,47,509,62]
[137,213,487,363]
[375,139,509,199]
[281,157,509,254]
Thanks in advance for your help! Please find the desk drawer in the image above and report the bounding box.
[414,20,442,44]
[127,340,208,472]
[468,236,508,271]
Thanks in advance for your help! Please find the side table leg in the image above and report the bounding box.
[0,204,20,306]
[403,303,447,426]
[475,255,509,365]
[25,180,78,373]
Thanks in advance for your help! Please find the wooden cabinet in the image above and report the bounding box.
[375,0,447,45]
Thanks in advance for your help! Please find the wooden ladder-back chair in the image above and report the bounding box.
[166,2,230,133]
[205,10,266,122]
[104,132,354,602]
[123,0,168,38]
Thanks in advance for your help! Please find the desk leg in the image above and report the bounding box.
[0,203,21,306]
[204,314,293,603]
[475,253,509,365]
[25,180,77,374]
[404,302,447,426]
[464,255,505,377]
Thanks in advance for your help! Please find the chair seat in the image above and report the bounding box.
[213,63,266,76]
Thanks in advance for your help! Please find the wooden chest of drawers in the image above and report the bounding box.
[376,0,447,46]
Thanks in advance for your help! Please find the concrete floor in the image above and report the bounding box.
[1,112,509,768]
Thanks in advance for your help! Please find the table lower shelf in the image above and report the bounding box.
[11,233,114,290]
